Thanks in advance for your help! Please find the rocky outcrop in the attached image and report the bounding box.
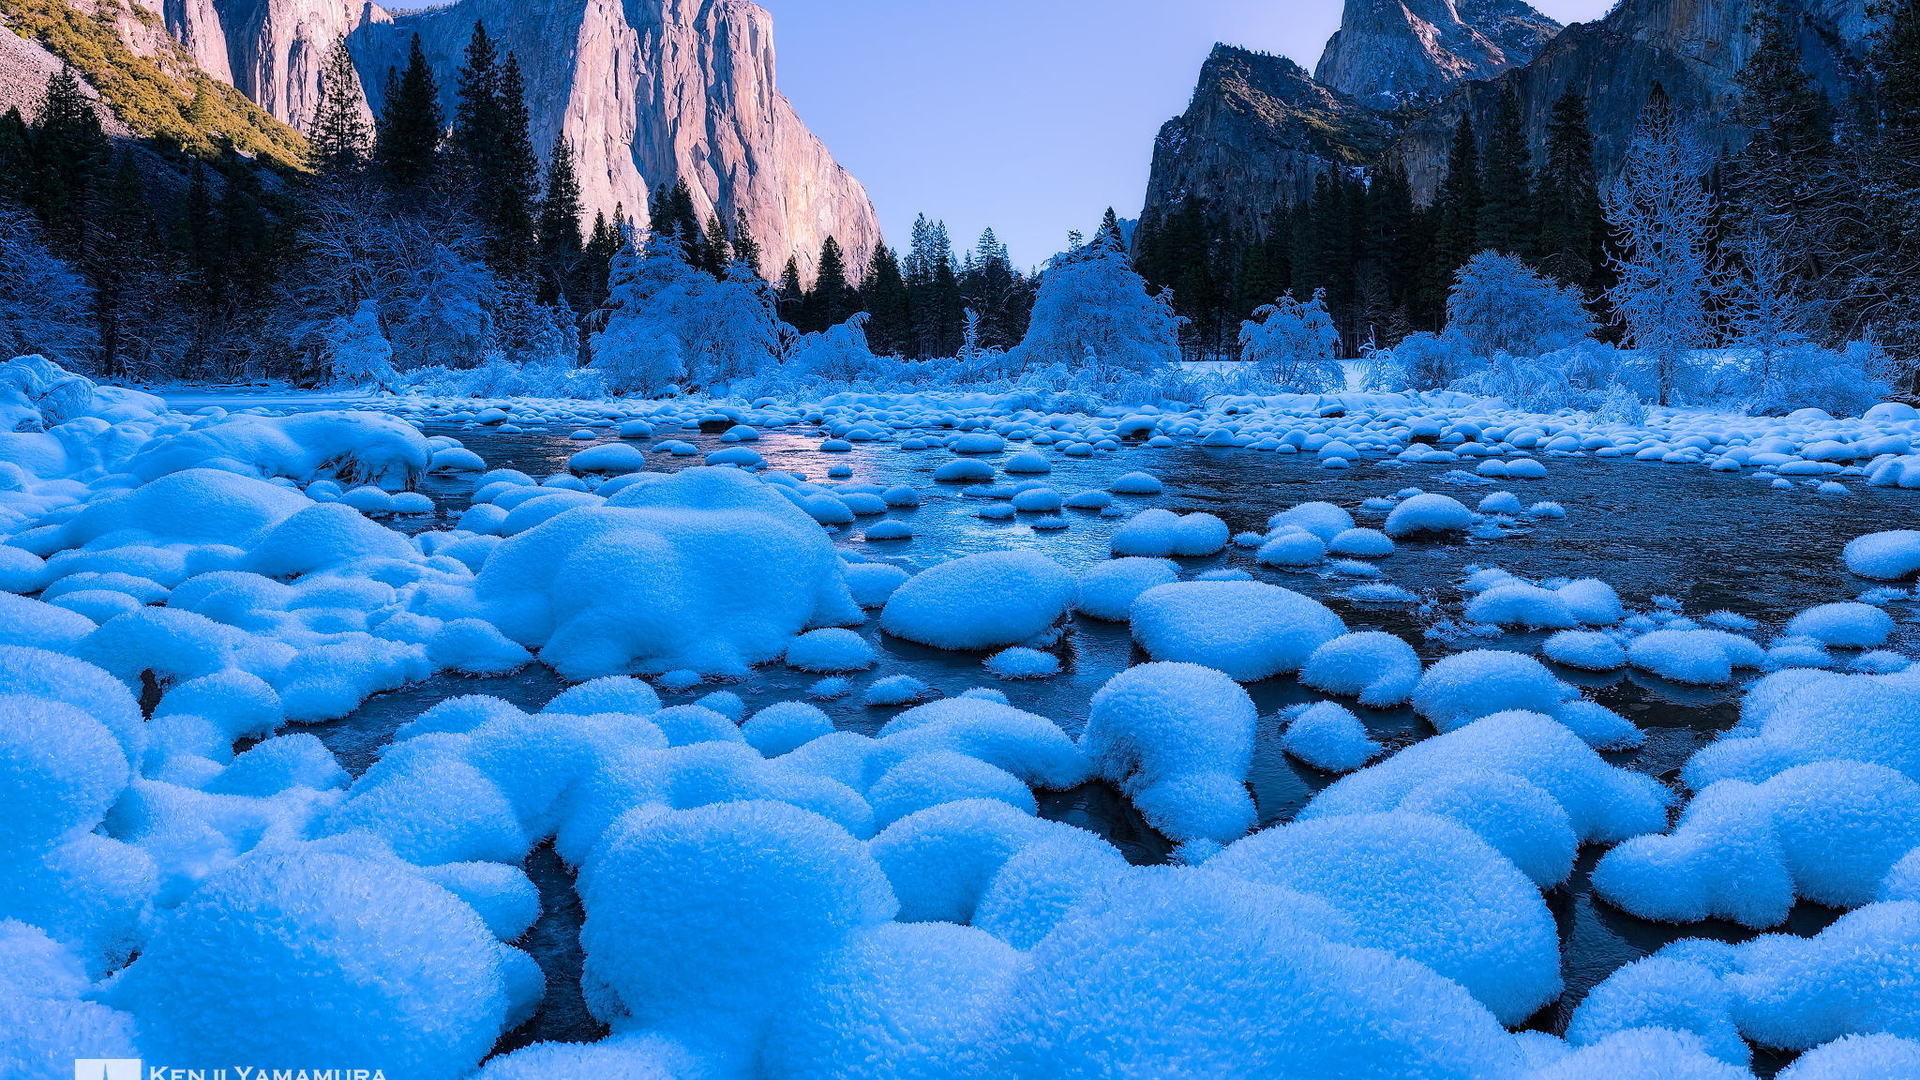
[1139,45,1392,240]
[1315,0,1560,107]
[350,0,880,280]
[0,29,127,134]
[1391,0,1876,201]
[126,0,879,280]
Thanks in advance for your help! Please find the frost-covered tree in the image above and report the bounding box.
[1724,225,1814,392]
[1605,88,1719,405]
[328,299,398,388]
[589,234,780,394]
[1446,251,1595,358]
[1239,290,1343,391]
[273,183,496,373]
[0,203,96,363]
[1011,240,1179,376]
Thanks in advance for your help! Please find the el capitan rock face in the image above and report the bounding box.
[139,0,879,279]
[353,0,881,280]
[1315,0,1560,107]
[1139,45,1393,243]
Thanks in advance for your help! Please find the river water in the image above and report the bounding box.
[295,410,1918,1065]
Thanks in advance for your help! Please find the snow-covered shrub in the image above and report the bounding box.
[785,315,892,386]
[1745,342,1895,418]
[1239,290,1342,392]
[1446,251,1596,358]
[0,203,96,365]
[590,236,780,395]
[1368,331,1480,391]
[1458,340,1623,411]
[327,300,398,390]
[1011,238,1179,376]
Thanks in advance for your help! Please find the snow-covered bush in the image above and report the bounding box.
[590,236,780,395]
[1745,342,1896,418]
[1457,339,1623,411]
[0,203,96,366]
[1239,290,1342,392]
[326,300,398,390]
[1011,238,1179,377]
[784,315,892,386]
[1367,331,1480,391]
[1446,251,1596,358]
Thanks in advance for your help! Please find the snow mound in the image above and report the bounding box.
[1109,509,1229,557]
[982,867,1526,1077]
[880,550,1073,651]
[1413,650,1574,733]
[108,850,517,1080]
[1845,531,1920,580]
[1080,662,1257,844]
[1130,580,1345,681]
[1384,493,1474,538]
[1281,701,1380,773]
[579,801,896,1039]
[1208,811,1563,1025]
[476,467,861,678]
[1073,557,1178,621]
[1594,760,1920,928]
[1299,631,1422,707]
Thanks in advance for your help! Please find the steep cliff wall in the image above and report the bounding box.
[1139,45,1392,239]
[352,0,880,280]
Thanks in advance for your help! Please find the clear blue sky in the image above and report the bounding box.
[762,0,1617,270]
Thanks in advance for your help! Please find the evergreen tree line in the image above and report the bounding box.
[770,215,1036,360]
[1135,0,1920,366]
[1134,83,1608,362]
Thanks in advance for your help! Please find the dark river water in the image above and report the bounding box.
[299,411,1919,1066]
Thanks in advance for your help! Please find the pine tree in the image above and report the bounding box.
[777,256,806,327]
[904,215,962,358]
[701,214,731,276]
[580,209,620,310]
[648,180,704,267]
[960,227,1030,350]
[452,22,501,179]
[308,37,371,176]
[374,34,444,189]
[0,107,30,203]
[30,66,109,250]
[802,236,858,330]
[1479,85,1535,257]
[1095,207,1126,251]
[487,54,540,279]
[1536,90,1608,291]
[1432,114,1484,275]
[86,149,159,376]
[537,136,584,304]
[730,208,763,277]
[860,243,910,356]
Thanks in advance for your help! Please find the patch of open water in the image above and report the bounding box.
[308,413,1919,1065]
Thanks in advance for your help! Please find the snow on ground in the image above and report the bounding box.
[4,355,1920,1077]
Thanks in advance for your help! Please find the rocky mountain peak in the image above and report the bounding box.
[1314,0,1561,107]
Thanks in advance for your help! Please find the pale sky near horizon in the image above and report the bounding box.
[761,0,1617,270]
